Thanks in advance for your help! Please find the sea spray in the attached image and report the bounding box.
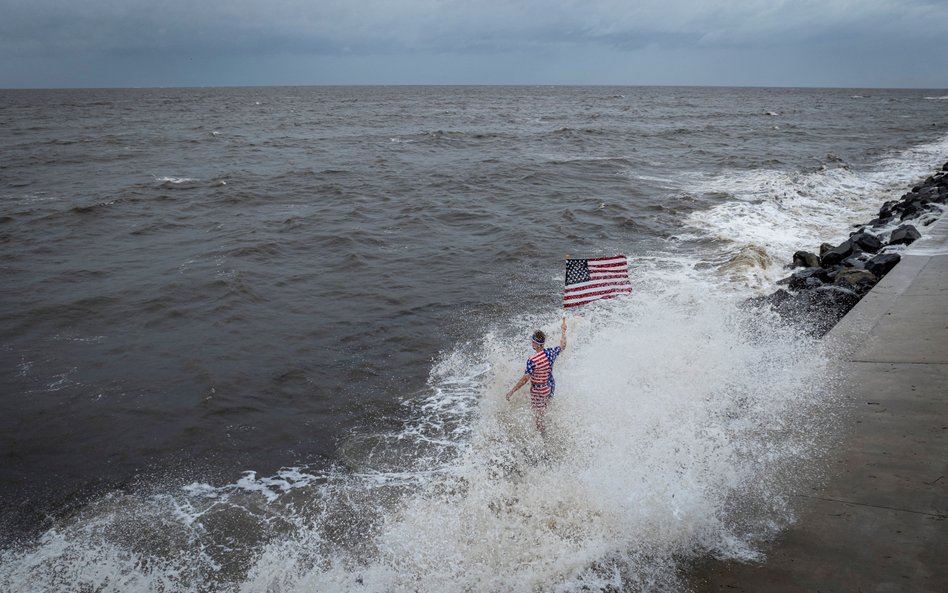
[0,270,840,593]
[685,134,948,290]
[236,273,840,593]
[5,87,939,593]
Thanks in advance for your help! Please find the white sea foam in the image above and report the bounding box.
[45,367,79,392]
[3,86,944,593]
[155,176,199,184]
[0,268,843,593]
[10,131,941,593]
[629,173,677,188]
[235,273,839,593]
[16,359,32,377]
[684,134,948,290]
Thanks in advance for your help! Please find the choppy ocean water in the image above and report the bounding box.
[1,86,947,592]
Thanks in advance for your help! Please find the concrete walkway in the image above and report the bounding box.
[696,214,948,593]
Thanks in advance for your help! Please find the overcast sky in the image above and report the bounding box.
[2,0,947,88]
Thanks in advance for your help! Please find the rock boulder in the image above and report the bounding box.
[792,250,821,268]
[851,231,883,253]
[788,267,829,289]
[770,286,862,336]
[821,239,854,267]
[834,268,879,295]
[889,224,921,246]
[865,253,901,278]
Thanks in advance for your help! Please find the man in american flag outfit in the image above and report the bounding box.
[504,317,567,434]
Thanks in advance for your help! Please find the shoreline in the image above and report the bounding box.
[745,160,948,336]
[691,164,948,592]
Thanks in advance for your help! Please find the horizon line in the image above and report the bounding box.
[3,83,948,92]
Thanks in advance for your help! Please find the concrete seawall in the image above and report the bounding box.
[696,213,948,592]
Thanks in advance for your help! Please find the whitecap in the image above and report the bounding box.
[0,263,845,593]
[684,133,948,289]
[155,176,199,184]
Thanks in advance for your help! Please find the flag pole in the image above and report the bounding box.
[561,255,569,347]
[563,254,570,314]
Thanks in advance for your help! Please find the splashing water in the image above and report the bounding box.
[0,268,842,593]
[243,273,839,593]
[5,94,942,593]
[685,134,948,290]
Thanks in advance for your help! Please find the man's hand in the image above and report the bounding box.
[506,374,529,400]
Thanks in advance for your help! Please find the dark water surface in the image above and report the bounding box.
[1,86,946,591]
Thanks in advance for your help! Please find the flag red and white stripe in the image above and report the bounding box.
[563,255,632,308]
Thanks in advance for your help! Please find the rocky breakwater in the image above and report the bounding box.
[748,161,948,336]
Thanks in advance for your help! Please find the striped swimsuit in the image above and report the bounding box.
[526,346,561,409]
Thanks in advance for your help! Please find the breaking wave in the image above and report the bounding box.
[3,85,941,593]
[684,134,948,289]
[0,267,842,593]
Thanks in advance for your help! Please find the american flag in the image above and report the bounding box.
[563,255,632,308]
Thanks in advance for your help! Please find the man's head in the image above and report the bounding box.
[531,330,545,351]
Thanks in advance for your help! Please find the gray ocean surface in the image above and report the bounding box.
[1,86,947,592]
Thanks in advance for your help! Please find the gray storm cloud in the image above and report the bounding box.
[1,0,946,87]
[2,0,945,55]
